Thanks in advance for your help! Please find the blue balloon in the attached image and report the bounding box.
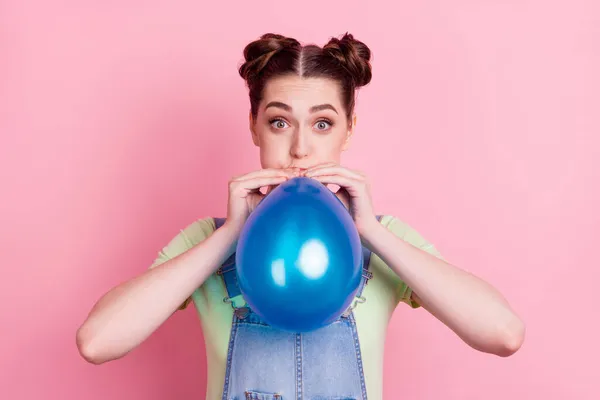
[235,176,363,332]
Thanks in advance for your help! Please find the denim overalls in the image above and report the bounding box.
[213,216,382,400]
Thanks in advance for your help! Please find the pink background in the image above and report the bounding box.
[1,1,599,399]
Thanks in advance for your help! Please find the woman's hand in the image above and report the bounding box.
[226,167,299,232]
[303,163,378,237]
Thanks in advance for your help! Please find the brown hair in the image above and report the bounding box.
[239,33,372,122]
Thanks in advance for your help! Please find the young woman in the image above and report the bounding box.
[77,33,525,400]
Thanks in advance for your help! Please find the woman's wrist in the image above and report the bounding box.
[358,215,386,249]
[219,219,244,254]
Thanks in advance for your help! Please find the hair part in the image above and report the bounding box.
[239,33,372,122]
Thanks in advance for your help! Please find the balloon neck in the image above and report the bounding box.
[264,179,351,212]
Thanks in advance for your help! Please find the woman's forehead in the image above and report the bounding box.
[261,76,343,112]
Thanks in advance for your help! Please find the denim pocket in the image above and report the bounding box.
[242,390,283,400]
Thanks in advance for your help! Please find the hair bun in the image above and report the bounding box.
[239,33,301,83]
[323,33,372,87]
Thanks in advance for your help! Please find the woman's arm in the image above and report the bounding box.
[76,168,296,365]
[303,163,525,357]
[75,221,239,365]
[362,219,525,357]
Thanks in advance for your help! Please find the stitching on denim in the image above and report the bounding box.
[221,314,239,400]
[349,312,368,400]
[295,333,303,400]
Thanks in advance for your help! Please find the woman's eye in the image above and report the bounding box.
[270,119,288,129]
[314,120,332,130]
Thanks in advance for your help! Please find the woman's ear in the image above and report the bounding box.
[249,111,259,146]
[342,114,357,151]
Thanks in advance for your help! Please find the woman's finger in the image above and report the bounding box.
[305,162,337,170]
[305,165,364,180]
[234,168,298,181]
[239,175,289,192]
[303,162,336,174]
[309,174,361,191]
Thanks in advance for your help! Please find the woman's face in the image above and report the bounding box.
[250,75,354,173]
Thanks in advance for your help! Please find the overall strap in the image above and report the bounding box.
[211,215,383,303]
[213,218,240,302]
[214,217,226,229]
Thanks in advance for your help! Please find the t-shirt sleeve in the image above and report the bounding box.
[148,217,216,310]
[378,215,444,308]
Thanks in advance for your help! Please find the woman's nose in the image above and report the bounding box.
[290,131,310,159]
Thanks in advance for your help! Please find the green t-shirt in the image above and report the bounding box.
[150,215,442,400]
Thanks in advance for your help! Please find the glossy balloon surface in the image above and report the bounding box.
[235,177,363,332]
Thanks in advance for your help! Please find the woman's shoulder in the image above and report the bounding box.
[377,214,442,258]
[167,216,217,247]
[149,217,217,268]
